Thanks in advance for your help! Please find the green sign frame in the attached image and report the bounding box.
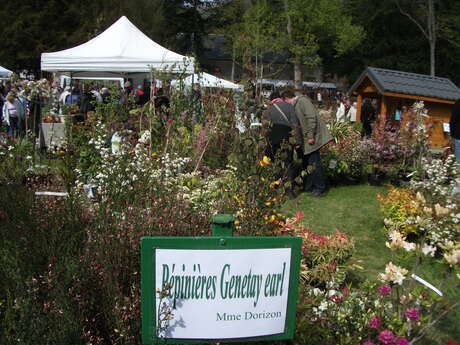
[141,235,302,344]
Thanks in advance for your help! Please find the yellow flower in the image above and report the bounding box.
[264,201,272,206]
[259,156,270,166]
[270,179,281,189]
[114,328,120,333]
[58,150,65,155]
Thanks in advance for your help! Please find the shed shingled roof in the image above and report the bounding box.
[349,67,460,101]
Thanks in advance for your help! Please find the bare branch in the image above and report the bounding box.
[394,0,430,40]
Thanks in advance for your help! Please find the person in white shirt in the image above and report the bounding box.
[348,102,357,122]
[336,99,346,122]
[59,86,71,114]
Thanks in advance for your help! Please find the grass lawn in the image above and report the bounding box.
[282,184,460,344]
[282,184,390,280]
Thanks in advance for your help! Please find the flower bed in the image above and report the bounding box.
[0,82,458,344]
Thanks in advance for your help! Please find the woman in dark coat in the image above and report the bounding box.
[263,91,302,198]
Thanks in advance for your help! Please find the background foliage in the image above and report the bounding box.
[2,0,460,84]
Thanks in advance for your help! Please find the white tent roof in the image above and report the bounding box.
[302,81,337,89]
[173,72,244,90]
[41,16,194,76]
[0,65,12,78]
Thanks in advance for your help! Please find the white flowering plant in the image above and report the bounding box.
[379,155,460,275]
[0,134,37,184]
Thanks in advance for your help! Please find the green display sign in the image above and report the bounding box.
[141,221,301,344]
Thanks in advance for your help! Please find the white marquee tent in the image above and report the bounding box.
[41,16,194,77]
[0,65,12,78]
[172,72,244,90]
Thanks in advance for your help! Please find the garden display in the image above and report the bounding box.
[0,78,459,345]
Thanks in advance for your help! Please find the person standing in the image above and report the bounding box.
[317,90,322,105]
[361,98,376,137]
[336,98,346,122]
[2,92,25,137]
[450,98,460,163]
[263,91,302,198]
[348,102,357,122]
[282,89,332,197]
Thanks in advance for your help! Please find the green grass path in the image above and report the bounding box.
[282,184,390,279]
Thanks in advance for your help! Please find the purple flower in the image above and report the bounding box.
[378,330,395,344]
[395,338,409,345]
[369,316,381,329]
[363,342,376,345]
[378,285,392,296]
[405,307,420,321]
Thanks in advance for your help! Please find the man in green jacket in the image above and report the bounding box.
[282,90,332,197]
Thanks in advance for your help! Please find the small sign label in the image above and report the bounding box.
[155,248,291,339]
[443,122,450,133]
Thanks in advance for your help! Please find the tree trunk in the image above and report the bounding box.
[294,63,302,90]
[283,0,302,89]
[231,45,236,82]
[395,0,436,76]
[428,0,436,76]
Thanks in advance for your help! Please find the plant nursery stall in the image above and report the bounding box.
[349,67,460,149]
[39,15,196,148]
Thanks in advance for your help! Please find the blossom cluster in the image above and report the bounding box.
[379,156,460,274]
[299,279,432,345]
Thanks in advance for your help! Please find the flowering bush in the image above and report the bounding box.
[321,123,371,183]
[282,212,354,288]
[377,188,419,237]
[380,156,460,274]
[295,273,448,345]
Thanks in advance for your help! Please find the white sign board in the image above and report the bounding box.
[443,122,450,133]
[155,248,291,339]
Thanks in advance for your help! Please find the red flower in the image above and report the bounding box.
[395,338,409,345]
[378,330,395,345]
[294,211,304,221]
[447,341,456,345]
[369,316,381,329]
[405,307,420,321]
[378,285,392,296]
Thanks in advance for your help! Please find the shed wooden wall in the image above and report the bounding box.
[354,89,453,149]
[423,102,452,149]
[383,97,452,149]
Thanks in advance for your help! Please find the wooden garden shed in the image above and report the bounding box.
[349,67,460,149]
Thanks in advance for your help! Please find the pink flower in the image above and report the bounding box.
[369,316,381,329]
[378,330,395,344]
[405,307,420,321]
[341,285,349,296]
[363,342,376,345]
[395,338,409,345]
[378,285,392,296]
